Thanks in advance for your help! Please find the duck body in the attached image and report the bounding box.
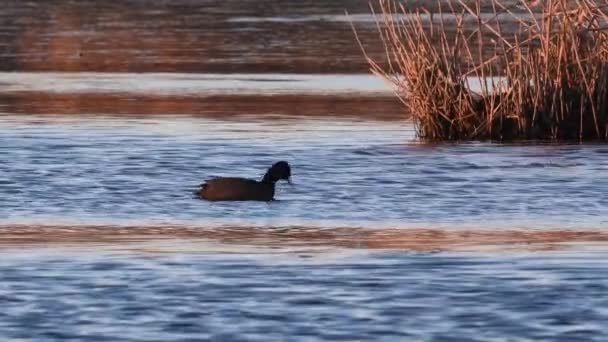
[197,177,275,201]
[196,161,291,202]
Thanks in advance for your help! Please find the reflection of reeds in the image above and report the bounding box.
[0,92,403,119]
[357,0,608,141]
[2,224,608,252]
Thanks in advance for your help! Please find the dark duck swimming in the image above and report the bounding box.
[196,161,292,201]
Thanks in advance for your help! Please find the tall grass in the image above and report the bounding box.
[356,0,608,141]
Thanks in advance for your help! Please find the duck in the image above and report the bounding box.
[196,161,292,201]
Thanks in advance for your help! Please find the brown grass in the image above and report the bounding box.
[356,0,608,141]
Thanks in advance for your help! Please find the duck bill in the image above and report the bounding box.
[287,177,293,185]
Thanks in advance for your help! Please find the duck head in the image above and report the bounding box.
[262,161,292,184]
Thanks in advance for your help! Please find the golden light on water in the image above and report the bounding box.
[2,224,607,253]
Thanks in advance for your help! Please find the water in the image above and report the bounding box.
[0,73,390,96]
[2,248,608,341]
[0,0,527,73]
[0,72,402,118]
[2,114,608,228]
[2,1,608,340]
[3,110,608,340]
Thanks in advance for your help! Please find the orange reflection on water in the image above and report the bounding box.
[6,1,379,73]
[2,225,607,253]
[0,92,404,118]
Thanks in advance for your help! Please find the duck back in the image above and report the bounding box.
[197,177,275,201]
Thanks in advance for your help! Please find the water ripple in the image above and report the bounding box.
[1,248,608,340]
[1,115,607,228]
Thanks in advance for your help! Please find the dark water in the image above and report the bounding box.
[0,0,383,73]
[0,0,524,73]
[1,1,608,340]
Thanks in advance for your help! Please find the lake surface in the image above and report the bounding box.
[0,0,527,73]
[3,247,608,341]
[2,113,608,229]
[3,92,608,340]
[2,1,608,340]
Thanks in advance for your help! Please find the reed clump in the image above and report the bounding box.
[358,0,608,141]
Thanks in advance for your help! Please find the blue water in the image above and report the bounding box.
[2,84,608,340]
[1,247,608,341]
[1,115,607,228]
[1,0,605,338]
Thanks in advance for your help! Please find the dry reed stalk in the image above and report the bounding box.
[357,0,608,141]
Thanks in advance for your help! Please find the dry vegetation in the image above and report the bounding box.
[356,0,608,141]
